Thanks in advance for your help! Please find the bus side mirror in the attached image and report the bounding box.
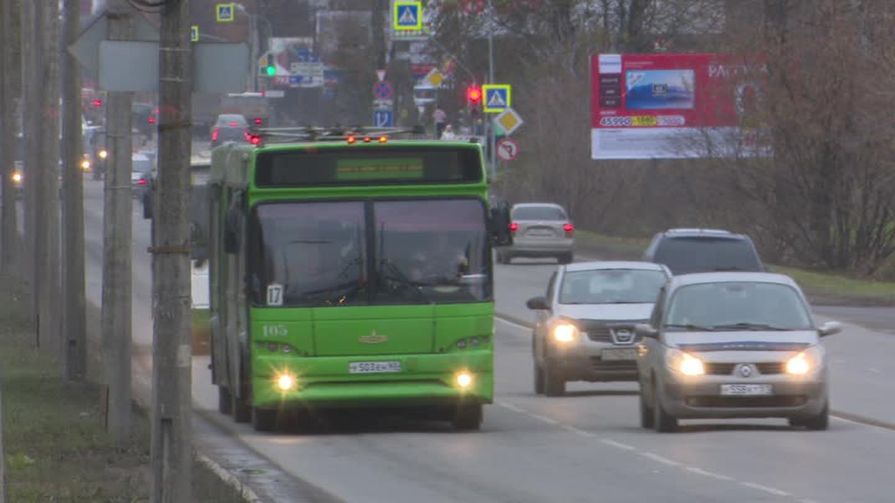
[489,202,513,247]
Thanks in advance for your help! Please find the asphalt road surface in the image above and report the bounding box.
[78,179,895,503]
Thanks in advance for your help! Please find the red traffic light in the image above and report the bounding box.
[466,85,482,105]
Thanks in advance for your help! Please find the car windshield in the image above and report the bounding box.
[665,282,813,330]
[559,269,667,304]
[512,205,566,221]
[248,199,491,307]
[654,237,762,274]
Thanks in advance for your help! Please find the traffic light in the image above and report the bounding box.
[466,84,482,106]
[262,53,276,77]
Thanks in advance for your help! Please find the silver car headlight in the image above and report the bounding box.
[665,348,705,376]
[786,345,824,375]
[551,322,579,344]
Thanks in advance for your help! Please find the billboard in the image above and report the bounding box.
[591,53,764,160]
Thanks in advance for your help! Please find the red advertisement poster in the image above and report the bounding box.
[590,53,763,160]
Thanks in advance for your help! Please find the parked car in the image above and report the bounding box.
[642,228,764,275]
[526,261,671,396]
[496,202,574,264]
[635,272,840,432]
[210,114,250,148]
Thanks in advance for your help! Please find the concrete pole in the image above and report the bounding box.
[36,0,62,354]
[103,0,135,444]
[62,0,87,381]
[21,0,39,328]
[0,0,19,276]
[151,0,193,500]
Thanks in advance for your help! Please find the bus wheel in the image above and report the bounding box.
[252,407,278,432]
[452,404,483,431]
[217,386,231,415]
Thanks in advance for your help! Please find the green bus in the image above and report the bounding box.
[204,128,511,432]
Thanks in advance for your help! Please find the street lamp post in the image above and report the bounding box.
[234,3,273,92]
[487,0,496,179]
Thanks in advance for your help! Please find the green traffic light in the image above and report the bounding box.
[266,65,276,77]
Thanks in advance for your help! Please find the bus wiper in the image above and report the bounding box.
[378,259,432,304]
[300,280,366,306]
[711,322,789,331]
[664,323,715,331]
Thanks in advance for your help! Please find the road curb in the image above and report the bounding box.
[196,453,264,503]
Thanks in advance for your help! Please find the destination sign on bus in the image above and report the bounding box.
[336,158,424,180]
[255,147,483,187]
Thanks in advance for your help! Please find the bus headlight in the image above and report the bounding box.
[455,371,474,389]
[552,323,578,343]
[275,372,297,392]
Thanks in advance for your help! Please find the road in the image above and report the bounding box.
[79,178,895,502]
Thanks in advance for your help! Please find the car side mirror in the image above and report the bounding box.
[526,296,550,311]
[489,202,513,247]
[635,323,659,339]
[818,321,842,337]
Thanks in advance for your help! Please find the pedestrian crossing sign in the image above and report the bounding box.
[190,25,199,42]
[216,3,235,23]
[394,1,423,31]
[483,84,511,113]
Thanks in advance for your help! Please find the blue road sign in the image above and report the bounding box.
[373,110,394,127]
[394,1,423,31]
[483,84,511,113]
[373,80,394,100]
[289,75,304,86]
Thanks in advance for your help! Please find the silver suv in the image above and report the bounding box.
[636,272,840,432]
[526,261,671,396]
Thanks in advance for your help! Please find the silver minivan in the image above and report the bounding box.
[636,272,840,432]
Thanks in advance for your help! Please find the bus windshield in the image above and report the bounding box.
[249,199,491,307]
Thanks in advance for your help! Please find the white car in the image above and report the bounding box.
[527,261,671,396]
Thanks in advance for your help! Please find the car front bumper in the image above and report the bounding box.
[658,370,828,419]
[547,340,640,382]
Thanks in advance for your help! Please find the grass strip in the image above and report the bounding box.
[0,274,245,502]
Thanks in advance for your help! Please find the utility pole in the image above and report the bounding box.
[62,0,87,380]
[152,0,193,500]
[103,0,135,443]
[21,0,39,327]
[0,0,19,276]
[36,0,62,353]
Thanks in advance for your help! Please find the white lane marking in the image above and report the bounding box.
[739,481,790,497]
[639,452,681,467]
[561,425,595,437]
[495,316,532,332]
[496,401,524,413]
[599,438,636,451]
[685,466,734,482]
[527,413,559,425]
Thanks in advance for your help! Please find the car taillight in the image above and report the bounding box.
[148,116,156,125]
[138,178,148,186]
[563,223,574,236]
[509,222,518,233]
[211,128,219,142]
[253,117,263,126]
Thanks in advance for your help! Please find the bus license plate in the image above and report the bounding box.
[720,384,773,396]
[601,348,638,361]
[349,361,402,374]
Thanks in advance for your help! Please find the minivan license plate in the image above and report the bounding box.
[720,384,773,396]
[349,361,401,374]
